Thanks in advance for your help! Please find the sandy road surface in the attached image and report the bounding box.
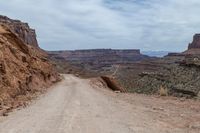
[0,74,199,133]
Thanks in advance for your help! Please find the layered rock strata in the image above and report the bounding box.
[0,17,59,114]
[0,15,38,47]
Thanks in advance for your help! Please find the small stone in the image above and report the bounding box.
[3,112,8,116]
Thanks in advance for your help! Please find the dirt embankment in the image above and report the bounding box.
[101,76,127,92]
[0,23,60,115]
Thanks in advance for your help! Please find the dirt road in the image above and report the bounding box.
[0,75,199,133]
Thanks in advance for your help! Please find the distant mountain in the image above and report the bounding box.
[48,49,151,64]
[48,49,154,76]
[142,51,171,57]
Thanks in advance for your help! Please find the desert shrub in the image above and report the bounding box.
[159,86,168,96]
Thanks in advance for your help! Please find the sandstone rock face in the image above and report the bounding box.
[182,34,200,55]
[0,15,38,47]
[188,34,200,49]
[0,22,59,111]
[167,34,200,56]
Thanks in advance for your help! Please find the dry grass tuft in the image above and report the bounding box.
[159,86,168,96]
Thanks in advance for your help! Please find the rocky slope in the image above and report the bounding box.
[114,34,200,98]
[0,17,59,115]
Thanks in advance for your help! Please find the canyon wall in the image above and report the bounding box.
[48,49,153,78]
[0,16,59,114]
[49,49,149,65]
[0,15,38,47]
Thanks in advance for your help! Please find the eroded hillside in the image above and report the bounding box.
[0,15,38,47]
[114,35,200,98]
[0,18,59,115]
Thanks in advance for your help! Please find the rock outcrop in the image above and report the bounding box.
[181,34,200,55]
[188,34,200,49]
[0,15,38,47]
[0,18,59,114]
[167,34,200,56]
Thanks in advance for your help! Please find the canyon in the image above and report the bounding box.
[49,34,200,98]
[48,49,151,68]
[48,49,154,77]
[0,15,200,132]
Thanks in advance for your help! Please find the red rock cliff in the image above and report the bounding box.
[182,34,200,55]
[0,15,38,47]
[188,34,200,49]
[0,17,59,114]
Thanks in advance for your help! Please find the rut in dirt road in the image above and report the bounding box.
[0,75,199,133]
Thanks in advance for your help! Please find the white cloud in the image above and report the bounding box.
[0,0,200,51]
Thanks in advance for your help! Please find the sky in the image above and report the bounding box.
[0,0,200,51]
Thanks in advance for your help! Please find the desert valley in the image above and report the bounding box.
[0,14,200,133]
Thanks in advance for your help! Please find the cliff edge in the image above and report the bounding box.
[0,17,59,115]
[0,15,38,47]
[188,34,200,49]
[183,34,200,55]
